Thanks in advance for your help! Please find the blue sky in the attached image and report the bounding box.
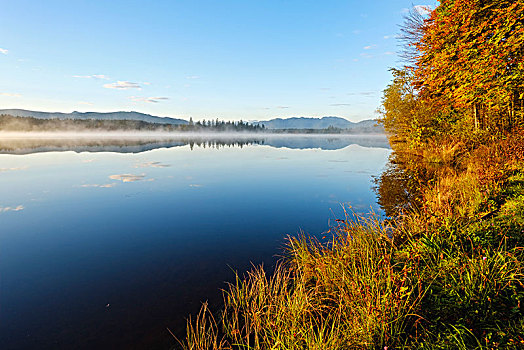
[0,1,434,122]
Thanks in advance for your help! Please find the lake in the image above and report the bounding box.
[0,134,390,349]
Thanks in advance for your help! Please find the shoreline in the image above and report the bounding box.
[0,131,387,139]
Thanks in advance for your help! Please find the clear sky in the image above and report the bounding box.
[0,0,434,122]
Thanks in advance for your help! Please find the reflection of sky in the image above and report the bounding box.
[0,143,390,349]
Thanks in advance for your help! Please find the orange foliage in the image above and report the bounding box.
[414,0,524,127]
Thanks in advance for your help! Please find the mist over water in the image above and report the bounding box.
[0,135,390,349]
[0,132,389,154]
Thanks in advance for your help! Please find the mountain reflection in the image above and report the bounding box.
[0,134,389,154]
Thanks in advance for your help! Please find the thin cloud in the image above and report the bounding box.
[0,205,24,213]
[277,106,290,109]
[384,51,395,55]
[384,34,402,40]
[347,91,376,96]
[80,183,116,188]
[0,92,21,97]
[129,96,169,103]
[0,48,8,55]
[109,174,146,182]
[103,81,142,90]
[134,161,170,168]
[186,75,200,79]
[189,184,203,188]
[330,103,352,107]
[78,101,94,105]
[73,74,110,80]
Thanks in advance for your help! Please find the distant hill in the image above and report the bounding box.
[253,116,383,133]
[0,110,384,133]
[0,109,187,125]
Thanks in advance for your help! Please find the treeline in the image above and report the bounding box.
[181,118,265,132]
[0,114,176,132]
[0,114,265,132]
[264,125,382,134]
[380,0,524,148]
[0,114,373,134]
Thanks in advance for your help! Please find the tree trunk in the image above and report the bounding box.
[474,104,478,131]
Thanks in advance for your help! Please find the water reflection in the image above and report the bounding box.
[0,134,389,154]
[373,153,426,219]
[0,136,390,350]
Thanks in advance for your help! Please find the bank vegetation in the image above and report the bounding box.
[176,1,524,348]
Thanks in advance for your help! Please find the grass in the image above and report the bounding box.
[176,131,524,349]
[177,216,422,350]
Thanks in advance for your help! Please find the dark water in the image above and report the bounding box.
[0,134,390,349]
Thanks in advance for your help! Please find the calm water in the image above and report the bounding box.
[0,134,390,349]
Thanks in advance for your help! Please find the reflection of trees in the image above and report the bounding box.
[374,153,425,219]
[0,137,265,154]
[0,135,390,154]
[186,138,263,150]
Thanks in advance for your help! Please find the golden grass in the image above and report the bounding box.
[179,216,422,350]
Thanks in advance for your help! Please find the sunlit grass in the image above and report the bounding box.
[178,215,422,350]
[176,132,524,349]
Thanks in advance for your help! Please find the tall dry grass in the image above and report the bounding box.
[178,216,422,350]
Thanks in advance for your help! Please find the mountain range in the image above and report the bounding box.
[0,109,383,132]
[252,116,381,131]
[0,109,188,125]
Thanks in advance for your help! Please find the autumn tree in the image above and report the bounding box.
[414,0,524,131]
[379,66,460,151]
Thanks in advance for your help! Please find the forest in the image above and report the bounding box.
[0,114,374,134]
[175,1,524,349]
[381,0,523,147]
[0,114,265,132]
